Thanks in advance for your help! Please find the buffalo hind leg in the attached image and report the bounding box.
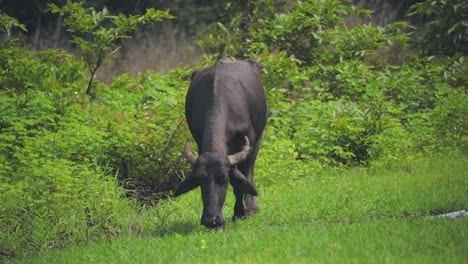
[230,134,262,220]
[232,150,260,219]
[243,166,259,214]
[230,163,257,220]
[232,186,248,220]
[242,138,261,215]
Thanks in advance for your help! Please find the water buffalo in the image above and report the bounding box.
[173,58,268,229]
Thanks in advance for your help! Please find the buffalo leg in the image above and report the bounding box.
[242,165,259,214]
[232,185,248,219]
[232,140,260,219]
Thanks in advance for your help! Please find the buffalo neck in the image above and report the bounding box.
[200,71,230,155]
[200,101,228,155]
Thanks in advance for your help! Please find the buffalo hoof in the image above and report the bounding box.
[232,211,257,221]
[232,214,248,221]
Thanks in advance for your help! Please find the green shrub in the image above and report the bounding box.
[0,47,127,257]
[407,0,468,56]
[92,69,192,194]
[0,12,27,48]
[49,1,174,95]
[197,0,465,165]
[431,89,467,151]
[0,18,192,256]
[0,48,86,94]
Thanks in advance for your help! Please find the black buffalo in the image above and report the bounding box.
[173,58,268,229]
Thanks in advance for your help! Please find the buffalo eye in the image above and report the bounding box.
[193,168,208,183]
[215,166,229,184]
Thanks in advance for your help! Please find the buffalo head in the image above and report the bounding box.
[173,136,258,229]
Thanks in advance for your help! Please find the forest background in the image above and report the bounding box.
[0,0,466,260]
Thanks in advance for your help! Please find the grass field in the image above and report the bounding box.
[10,153,468,263]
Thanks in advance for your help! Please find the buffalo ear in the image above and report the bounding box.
[230,168,258,196]
[173,173,199,197]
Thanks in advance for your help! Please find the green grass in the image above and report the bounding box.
[9,153,468,263]
[14,218,466,264]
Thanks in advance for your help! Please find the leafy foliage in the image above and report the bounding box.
[407,0,467,56]
[0,44,193,258]
[0,12,27,39]
[49,1,174,95]
[90,70,192,196]
[0,7,186,258]
[199,0,466,165]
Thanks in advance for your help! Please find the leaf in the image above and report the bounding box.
[447,22,462,34]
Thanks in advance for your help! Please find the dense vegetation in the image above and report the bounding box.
[1,0,466,260]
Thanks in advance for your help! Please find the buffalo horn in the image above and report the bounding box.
[228,136,251,165]
[184,139,197,165]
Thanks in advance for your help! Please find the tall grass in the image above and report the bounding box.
[28,24,201,83]
[9,152,468,263]
[97,27,201,82]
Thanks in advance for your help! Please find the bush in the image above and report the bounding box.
[0,8,188,256]
[92,69,192,197]
[0,44,194,257]
[0,47,122,257]
[407,0,468,56]
[49,1,174,95]
[198,0,466,165]
[431,89,467,151]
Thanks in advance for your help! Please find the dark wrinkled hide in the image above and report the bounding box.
[174,58,268,229]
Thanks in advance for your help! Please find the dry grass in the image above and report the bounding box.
[28,24,201,83]
[98,27,201,83]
